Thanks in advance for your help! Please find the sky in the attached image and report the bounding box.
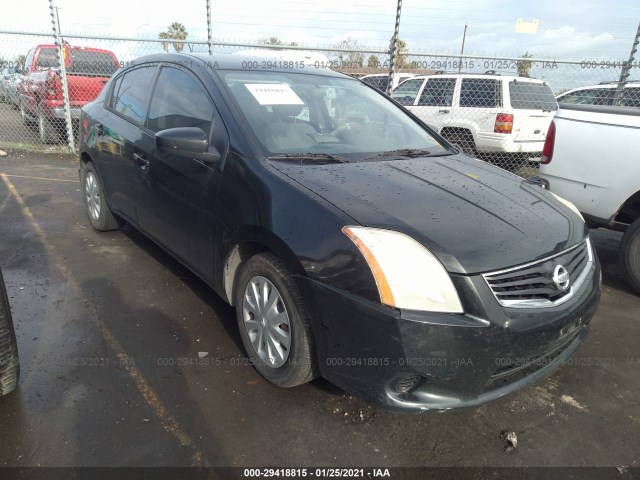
[1,0,638,57]
[1,0,639,90]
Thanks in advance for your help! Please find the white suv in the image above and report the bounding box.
[391,72,558,159]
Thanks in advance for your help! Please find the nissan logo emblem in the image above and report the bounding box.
[553,265,570,291]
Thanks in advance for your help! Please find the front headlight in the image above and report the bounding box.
[550,192,584,221]
[343,226,463,313]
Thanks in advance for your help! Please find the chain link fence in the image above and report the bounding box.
[1,29,638,176]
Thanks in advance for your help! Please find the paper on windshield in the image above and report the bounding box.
[245,84,304,105]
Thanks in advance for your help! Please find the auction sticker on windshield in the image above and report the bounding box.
[245,84,304,105]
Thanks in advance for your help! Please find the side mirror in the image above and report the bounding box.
[156,127,221,166]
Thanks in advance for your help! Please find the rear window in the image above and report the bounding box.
[35,48,118,76]
[460,79,501,108]
[509,82,558,111]
[69,49,118,76]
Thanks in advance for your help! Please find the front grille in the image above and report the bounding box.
[483,238,593,308]
[483,329,581,392]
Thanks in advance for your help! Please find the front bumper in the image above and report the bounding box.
[301,252,601,412]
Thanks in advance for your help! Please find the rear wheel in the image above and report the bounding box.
[38,106,61,144]
[441,128,476,157]
[234,253,318,387]
[0,269,19,397]
[620,217,640,294]
[20,101,34,125]
[81,162,122,231]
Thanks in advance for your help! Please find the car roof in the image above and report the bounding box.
[558,82,640,94]
[123,52,351,79]
[404,73,544,82]
[360,73,416,79]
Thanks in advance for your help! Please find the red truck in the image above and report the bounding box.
[19,44,119,143]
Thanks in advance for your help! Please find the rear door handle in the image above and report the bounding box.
[133,153,149,170]
[438,109,450,114]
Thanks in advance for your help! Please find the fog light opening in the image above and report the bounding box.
[394,374,423,394]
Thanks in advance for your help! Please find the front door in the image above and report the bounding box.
[135,65,226,282]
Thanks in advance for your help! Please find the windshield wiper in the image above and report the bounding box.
[268,153,350,164]
[361,148,437,161]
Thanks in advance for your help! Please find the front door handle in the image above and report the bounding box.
[133,153,149,170]
[438,109,450,114]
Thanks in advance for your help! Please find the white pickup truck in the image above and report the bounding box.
[536,103,640,293]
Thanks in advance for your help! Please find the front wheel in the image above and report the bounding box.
[81,162,122,231]
[0,268,19,397]
[620,217,640,294]
[235,253,318,387]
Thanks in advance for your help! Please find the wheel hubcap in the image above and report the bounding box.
[85,172,101,221]
[242,276,291,368]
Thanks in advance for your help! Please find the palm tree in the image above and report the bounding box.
[159,22,189,53]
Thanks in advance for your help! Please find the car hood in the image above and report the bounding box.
[271,154,587,274]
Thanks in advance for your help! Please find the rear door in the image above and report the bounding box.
[407,77,456,131]
[135,64,227,280]
[508,80,557,144]
[97,64,158,223]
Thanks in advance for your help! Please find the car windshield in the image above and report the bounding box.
[221,70,448,160]
[509,81,558,111]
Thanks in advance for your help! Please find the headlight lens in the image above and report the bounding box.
[343,226,463,313]
[550,192,584,221]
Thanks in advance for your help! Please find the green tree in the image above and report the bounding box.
[389,37,408,68]
[14,54,26,70]
[259,37,298,49]
[159,22,189,53]
[334,37,364,67]
[367,55,379,68]
[517,51,533,77]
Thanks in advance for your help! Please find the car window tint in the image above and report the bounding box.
[418,78,456,106]
[36,48,58,70]
[111,66,156,125]
[361,76,388,92]
[391,78,424,106]
[460,78,501,108]
[622,87,640,107]
[147,67,214,134]
[509,82,558,110]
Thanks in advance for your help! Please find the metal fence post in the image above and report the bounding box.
[206,0,213,55]
[386,0,403,95]
[613,20,640,106]
[48,0,76,153]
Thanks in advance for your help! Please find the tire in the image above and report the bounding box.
[441,129,476,157]
[38,106,61,144]
[620,217,640,294]
[234,253,318,387]
[0,269,19,397]
[81,162,122,231]
[20,101,34,125]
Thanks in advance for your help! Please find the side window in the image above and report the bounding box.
[418,78,456,106]
[147,67,214,134]
[559,89,601,105]
[391,78,425,106]
[622,87,640,107]
[110,65,157,125]
[460,79,501,108]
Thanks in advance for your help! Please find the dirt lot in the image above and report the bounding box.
[0,152,638,472]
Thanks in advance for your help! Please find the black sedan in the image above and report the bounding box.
[78,53,601,412]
